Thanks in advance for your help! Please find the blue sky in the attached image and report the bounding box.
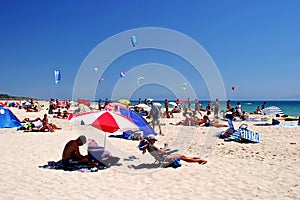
[0,0,299,101]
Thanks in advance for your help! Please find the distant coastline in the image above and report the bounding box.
[0,93,36,101]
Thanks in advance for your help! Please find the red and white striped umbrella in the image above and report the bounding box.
[70,111,138,133]
[91,111,138,133]
[70,111,139,149]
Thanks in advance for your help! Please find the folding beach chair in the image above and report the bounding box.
[225,119,260,143]
[138,137,180,168]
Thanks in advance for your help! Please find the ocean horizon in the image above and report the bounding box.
[96,99,300,117]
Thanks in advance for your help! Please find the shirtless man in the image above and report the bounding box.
[62,135,90,166]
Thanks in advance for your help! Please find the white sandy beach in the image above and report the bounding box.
[0,103,299,200]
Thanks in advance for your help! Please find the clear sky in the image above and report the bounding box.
[1,0,299,101]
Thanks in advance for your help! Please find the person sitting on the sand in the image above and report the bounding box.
[199,114,210,127]
[53,109,63,118]
[141,135,207,165]
[171,105,181,113]
[62,135,92,166]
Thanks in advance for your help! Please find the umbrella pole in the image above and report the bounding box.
[104,132,107,151]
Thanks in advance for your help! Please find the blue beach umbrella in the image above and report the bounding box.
[120,108,156,137]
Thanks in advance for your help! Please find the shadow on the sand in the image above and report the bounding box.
[99,157,121,167]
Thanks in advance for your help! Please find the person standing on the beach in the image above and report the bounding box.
[206,102,211,112]
[236,102,242,116]
[187,98,191,110]
[195,99,200,112]
[213,98,219,119]
[138,98,142,104]
[226,100,231,111]
[149,101,163,135]
[98,99,102,110]
[104,98,109,108]
[164,99,169,118]
[262,101,266,110]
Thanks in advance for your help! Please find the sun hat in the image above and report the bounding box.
[147,134,157,141]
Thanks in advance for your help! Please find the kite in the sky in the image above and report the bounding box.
[120,71,126,78]
[182,82,187,90]
[136,76,144,86]
[98,77,104,84]
[94,67,99,72]
[131,35,137,47]
[54,70,61,84]
[231,86,236,92]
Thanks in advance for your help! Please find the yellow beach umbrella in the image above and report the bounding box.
[118,99,131,105]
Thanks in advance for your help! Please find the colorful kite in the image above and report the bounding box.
[231,86,236,92]
[120,71,126,78]
[182,83,187,90]
[54,70,61,84]
[131,35,137,47]
[137,76,144,86]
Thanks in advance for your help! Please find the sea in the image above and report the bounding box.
[126,100,300,117]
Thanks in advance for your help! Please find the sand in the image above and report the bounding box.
[0,103,299,200]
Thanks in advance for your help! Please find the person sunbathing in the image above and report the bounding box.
[199,115,210,127]
[24,114,61,132]
[62,135,92,166]
[175,116,198,126]
[141,135,207,165]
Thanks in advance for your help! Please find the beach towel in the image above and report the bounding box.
[279,123,300,128]
[39,160,107,173]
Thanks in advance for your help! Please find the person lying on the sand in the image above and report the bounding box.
[23,114,61,132]
[175,115,198,126]
[141,135,207,165]
[62,135,92,166]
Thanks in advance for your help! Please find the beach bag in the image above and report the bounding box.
[138,140,148,151]
[169,158,182,168]
[272,119,280,125]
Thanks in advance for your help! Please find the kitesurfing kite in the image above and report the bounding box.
[54,70,61,84]
[182,82,187,90]
[98,77,104,84]
[94,67,99,72]
[120,71,126,78]
[231,86,236,92]
[131,35,137,47]
[137,76,144,86]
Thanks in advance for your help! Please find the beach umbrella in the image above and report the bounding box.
[178,99,186,104]
[69,111,102,125]
[70,111,139,148]
[136,103,150,109]
[91,111,139,149]
[118,99,131,105]
[120,108,156,137]
[169,102,178,107]
[261,106,284,116]
[78,99,91,106]
[147,98,153,102]
[153,102,162,107]
[105,102,127,112]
